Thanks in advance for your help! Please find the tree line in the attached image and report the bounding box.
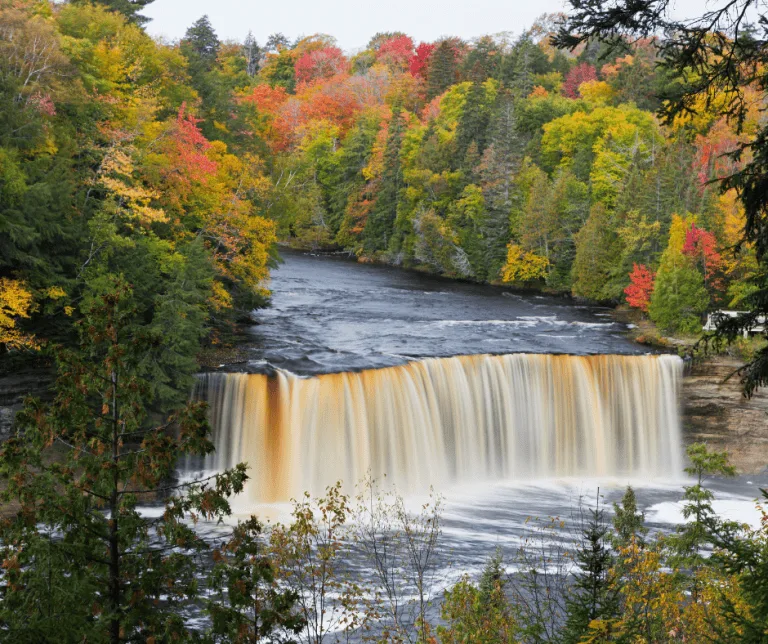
[235,17,758,339]
[2,0,763,370]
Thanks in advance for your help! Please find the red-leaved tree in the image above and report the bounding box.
[625,263,655,312]
[376,35,414,70]
[682,223,723,288]
[168,103,217,184]
[562,62,597,98]
[410,42,436,77]
[295,46,348,84]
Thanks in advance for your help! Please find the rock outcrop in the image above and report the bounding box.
[682,356,768,474]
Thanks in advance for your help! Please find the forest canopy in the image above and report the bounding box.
[1,0,760,374]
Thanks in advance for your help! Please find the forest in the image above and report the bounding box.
[2,0,768,642]
[0,0,761,355]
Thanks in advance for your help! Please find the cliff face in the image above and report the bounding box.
[682,356,768,474]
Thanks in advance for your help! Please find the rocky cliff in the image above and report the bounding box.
[682,356,768,473]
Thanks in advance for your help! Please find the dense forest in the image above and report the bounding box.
[2,0,768,642]
[0,0,760,365]
[236,16,757,337]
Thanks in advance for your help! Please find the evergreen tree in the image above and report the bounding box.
[0,280,248,642]
[321,113,380,235]
[182,15,221,69]
[426,40,461,99]
[502,34,550,97]
[243,31,262,77]
[650,255,709,334]
[478,93,522,278]
[438,549,519,642]
[571,202,622,301]
[364,108,406,253]
[207,517,306,642]
[668,443,736,574]
[454,81,492,172]
[712,488,768,643]
[265,32,290,52]
[561,493,618,644]
[461,35,502,83]
[612,485,647,549]
[76,0,155,26]
[649,217,710,334]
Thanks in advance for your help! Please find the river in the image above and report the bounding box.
[239,248,643,375]
[174,250,766,635]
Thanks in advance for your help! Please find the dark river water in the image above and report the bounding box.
[219,249,764,530]
[238,249,644,375]
[176,250,765,634]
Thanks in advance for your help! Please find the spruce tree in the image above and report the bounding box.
[426,40,460,99]
[502,34,549,97]
[479,93,521,279]
[364,108,406,253]
[668,443,736,573]
[561,493,618,644]
[454,81,492,172]
[611,485,647,549]
[0,280,248,642]
[182,15,221,69]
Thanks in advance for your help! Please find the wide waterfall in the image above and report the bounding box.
[193,353,683,503]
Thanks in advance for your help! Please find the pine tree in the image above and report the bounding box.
[612,485,648,549]
[182,15,221,68]
[0,280,248,642]
[364,108,406,253]
[426,40,460,99]
[561,493,618,644]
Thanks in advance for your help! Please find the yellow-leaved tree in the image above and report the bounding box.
[501,243,549,284]
[0,279,36,351]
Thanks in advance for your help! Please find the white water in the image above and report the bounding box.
[194,353,683,504]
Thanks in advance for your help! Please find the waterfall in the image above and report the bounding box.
[192,353,683,503]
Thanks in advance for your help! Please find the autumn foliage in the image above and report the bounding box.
[410,42,436,77]
[562,62,597,98]
[295,46,347,83]
[683,223,722,286]
[624,264,655,312]
[376,35,414,70]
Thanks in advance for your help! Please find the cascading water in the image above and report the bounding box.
[192,353,683,503]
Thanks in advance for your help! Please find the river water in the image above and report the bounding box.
[239,249,642,375]
[207,249,765,523]
[180,250,765,632]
